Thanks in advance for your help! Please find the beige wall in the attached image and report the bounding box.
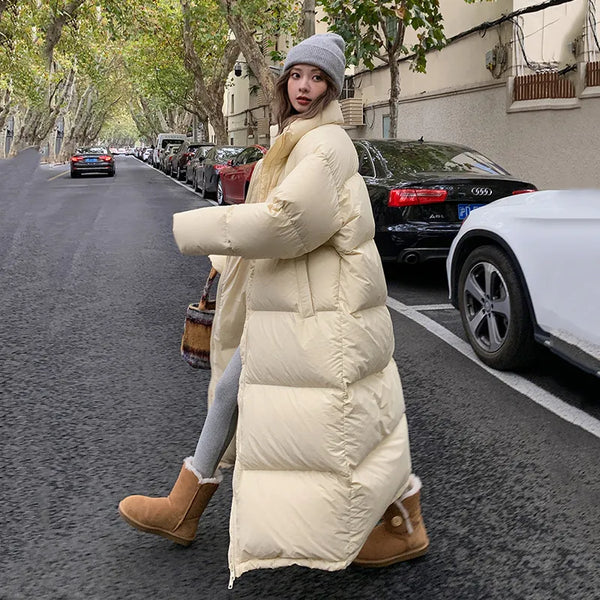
[350,80,600,190]
[514,0,588,69]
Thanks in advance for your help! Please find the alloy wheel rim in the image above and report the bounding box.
[463,261,511,352]
[217,181,223,204]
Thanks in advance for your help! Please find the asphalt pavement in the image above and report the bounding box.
[1,152,599,600]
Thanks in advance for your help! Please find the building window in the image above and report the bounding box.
[230,93,235,114]
[382,115,390,139]
[341,76,355,100]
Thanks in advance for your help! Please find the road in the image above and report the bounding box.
[1,151,599,600]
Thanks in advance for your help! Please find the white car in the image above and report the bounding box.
[447,189,600,376]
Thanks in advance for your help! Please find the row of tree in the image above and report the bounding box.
[0,1,486,160]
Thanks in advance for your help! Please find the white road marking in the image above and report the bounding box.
[406,303,453,311]
[142,160,217,204]
[387,296,600,439]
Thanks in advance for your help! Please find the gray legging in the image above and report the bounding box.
[192,348,241,478]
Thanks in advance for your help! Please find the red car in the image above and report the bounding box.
[218,145,268,205]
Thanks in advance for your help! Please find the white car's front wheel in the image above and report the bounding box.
[458,245,536,370]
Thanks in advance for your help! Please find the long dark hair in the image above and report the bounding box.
[273,67,339,134]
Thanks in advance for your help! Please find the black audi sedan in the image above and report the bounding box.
[353,139,537,264]
[70,147,115,178]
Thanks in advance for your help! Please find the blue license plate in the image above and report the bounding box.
[458,203,484,220]
[85,158,98,163]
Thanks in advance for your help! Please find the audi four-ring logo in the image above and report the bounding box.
[471,187,493,196]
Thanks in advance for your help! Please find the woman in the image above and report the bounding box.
[118,33,429,585]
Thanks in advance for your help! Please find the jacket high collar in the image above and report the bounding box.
[264,101,344,169]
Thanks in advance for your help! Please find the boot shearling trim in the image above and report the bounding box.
[184,457,223,484]
[400,474,422,500]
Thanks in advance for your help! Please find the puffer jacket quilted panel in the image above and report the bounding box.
[238,384,347,473]
[234,470,352,563]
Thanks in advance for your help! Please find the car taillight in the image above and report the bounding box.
[388,188,448,207]
[511,189,537,195]
[99,155,112,161]
[71,156,84,162]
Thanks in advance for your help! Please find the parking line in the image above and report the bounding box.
[386,296,600,439]
[407,303,453,311]
[48,170,68,181]
[141,160,218,204]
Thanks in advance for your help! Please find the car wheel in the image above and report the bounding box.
[217,179,224,205]
[457,244,536,370]
[70,170,78,178]
[108,169,115,177]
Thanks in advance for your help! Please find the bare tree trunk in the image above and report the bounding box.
[388,55,400,139]
[383,17,406,140]
[302,0,315,39]
[218,0,277,105]
[129,99,160,141]
[0,88,11,131]
[9,68,76,155]
[181,0,238,144]
[43,0,86,67]
[58,85,91,161]
[57,84,120,160]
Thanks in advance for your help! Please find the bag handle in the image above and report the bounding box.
[198,267,218,310]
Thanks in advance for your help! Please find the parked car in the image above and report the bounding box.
[186,144,215,185]
[171,141,209,181]
[193,145,245,199]
[161,143,182,173]
[218,145,268,204]
[70,147,115,178]
[152,133,187,167]
[447,189,600,376]
[353,139,537,264]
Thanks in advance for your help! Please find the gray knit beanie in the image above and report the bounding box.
[283,33,346,95]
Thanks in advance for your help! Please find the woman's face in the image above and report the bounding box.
[287,64,328,113]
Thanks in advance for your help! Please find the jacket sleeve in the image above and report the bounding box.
[173,153,343,259]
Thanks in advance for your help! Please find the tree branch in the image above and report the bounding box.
[43,0,86,68]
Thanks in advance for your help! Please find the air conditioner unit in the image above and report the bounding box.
[340,98,364,126]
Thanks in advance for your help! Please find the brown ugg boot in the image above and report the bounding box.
[353,475,429,567]
[118,457,221,546]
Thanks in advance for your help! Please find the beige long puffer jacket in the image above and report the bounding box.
[173,101,412,583]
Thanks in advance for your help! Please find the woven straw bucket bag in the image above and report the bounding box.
[180,267,218,369]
